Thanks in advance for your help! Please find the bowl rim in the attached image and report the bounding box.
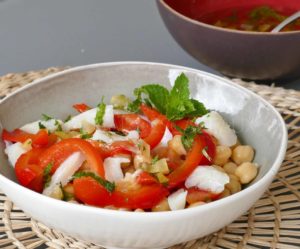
[0,61,288,219]
[158,0,300,36]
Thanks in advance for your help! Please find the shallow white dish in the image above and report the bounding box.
[0,62,287,249]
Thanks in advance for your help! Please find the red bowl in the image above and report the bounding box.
[157,0,300,81]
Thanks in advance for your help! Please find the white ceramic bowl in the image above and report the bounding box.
[0,62,287,249]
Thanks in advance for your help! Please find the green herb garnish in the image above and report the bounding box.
[72,172,115,193]
[42,114,53,121]
[38,122,46,129]
[43,162,53,188]
[64,115,72,122]
[55,120,63,131]
[180,125,203,150]
[130,73,208,120]
[95,97,106,125]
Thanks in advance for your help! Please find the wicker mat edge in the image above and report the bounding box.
[0,67,300,249]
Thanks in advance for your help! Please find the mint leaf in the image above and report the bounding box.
[127,98,142,113]
[72,171,115,193]
[128,73,208,120]
[187,99,208,117]
[95,97,106,125]
[64,115,72,122]
[138,84,169,114]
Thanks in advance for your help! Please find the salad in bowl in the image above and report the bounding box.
[2,73,258,212]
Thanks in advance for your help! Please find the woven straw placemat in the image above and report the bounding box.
[0,68,300,249]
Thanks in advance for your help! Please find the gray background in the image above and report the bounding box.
[0,0,299,89]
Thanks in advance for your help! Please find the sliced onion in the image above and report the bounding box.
[167,188,188,211]
[4,142,30,167]
[104,157,130,182]
[43,152,85,196]
[21,119,63,134]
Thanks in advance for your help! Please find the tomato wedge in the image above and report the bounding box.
[2,129,57,148]
[167,135,207,189]
[186,187,220,204]
[89,140,136,159]
[114,114,151,138]
[73,103,90,113]
[15,148,45,192]
[74,176,168,209]
[38,138,104,176]
[169,119,196,136]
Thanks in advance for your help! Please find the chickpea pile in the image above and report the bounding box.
[213,143,258,198]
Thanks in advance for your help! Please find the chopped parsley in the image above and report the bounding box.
[43,162,53,188]
[80,128,92,139]
[95,97,106,125]
[42,113,53,121]
[55,120,62,131]
[38,122,46,129]
[180,125,203,150]
[64,115,72,122]
[72,172,115,193]
[129,73,208,120]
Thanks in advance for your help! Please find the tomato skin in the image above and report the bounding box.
[2,129,57,148]
[73,103,90,113]
[201,131,216,165]
[38,138,104,176]
[89,140,135,159]
[136,172,158,185]
[112,182,168,209]
[169,119,196,136]
[143,118,166,149]
[15,148,45,192]
[74,176,168,209]
[167,135,206,189]
[186,187,220,204]
[73,177,112,206]
[114,114,151,138]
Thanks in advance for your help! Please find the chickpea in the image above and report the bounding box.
[235,162,258,184]
[168,135,187,156]
[152,198,170,212]
[213,165,225,172]
[228,174,239,182]
[223,162,238,175]
[231,145,254,165]
[134,208,145,212]
[188,201,205,208]
[213,145,232,166]
[220,188,231,198]
[226,178,241,194]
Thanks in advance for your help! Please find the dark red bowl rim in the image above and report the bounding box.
[159,0,300,36]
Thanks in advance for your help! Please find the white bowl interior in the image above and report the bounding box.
[0,62,287,248]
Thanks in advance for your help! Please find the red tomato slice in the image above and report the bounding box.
[136,171,158,185]
[73,176,168,209]
[201,131,216,165]
[73,177,112,207]
[167,134,206,189]
[38,138,104,176]
[112,182,168,209]
[89,140,135,159]
[114,114,151,138]
[73,103,90,113]
[140,104,173,130]
[143,118,166,149]
[186,187,220,204]
[2,129,57,148]
[169,119,196,136]
[15,148,45,192]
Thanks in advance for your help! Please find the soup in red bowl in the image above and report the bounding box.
[157,0,300,81]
